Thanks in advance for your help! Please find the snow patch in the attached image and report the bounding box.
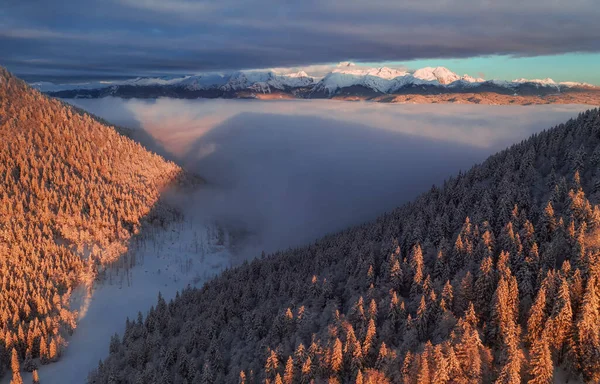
[512,77,556,86]
[2,217,232,384]
[413,66,461,85]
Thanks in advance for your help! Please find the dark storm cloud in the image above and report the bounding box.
[1,0,599,80]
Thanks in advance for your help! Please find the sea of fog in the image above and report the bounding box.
[68,98,589,258]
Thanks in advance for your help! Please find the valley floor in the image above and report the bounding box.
[1,217,232,384]
[328,90,600,105]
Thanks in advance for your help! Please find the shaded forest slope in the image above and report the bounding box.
[0,68,185,380]
[91,111,600,383]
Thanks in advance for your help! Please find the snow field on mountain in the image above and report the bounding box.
[32,63,593,94]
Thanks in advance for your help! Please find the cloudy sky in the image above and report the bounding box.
[1,0,600,83]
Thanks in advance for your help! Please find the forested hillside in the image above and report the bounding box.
[0,68,184,383]
[90,108,600,384]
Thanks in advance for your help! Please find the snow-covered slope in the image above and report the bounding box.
[559,81,593,88]
[33,63,596,98]
[313,65,490,94]
[511,78,593,89]
[513,77,557,86]
[121,76,191,87]
[221,70,314,92]
[177,74,228,90]
[0,217,232,384]
[315,64,409,93]
[413,66,461,84]
[30,80,119,93]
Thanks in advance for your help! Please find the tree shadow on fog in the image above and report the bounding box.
[67,98,181,164]
[69,100,492,259]
[176,111,490,258]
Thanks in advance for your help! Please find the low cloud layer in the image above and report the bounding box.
[69,98,588,258]
[2,0,600,80]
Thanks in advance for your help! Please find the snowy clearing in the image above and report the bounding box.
[2,217,232,384]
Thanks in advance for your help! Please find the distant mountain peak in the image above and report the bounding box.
[287,70,310,78]
[412,66,461,84]
[460,74,485,83]
[31,64,598,101]
[513,77,557,85]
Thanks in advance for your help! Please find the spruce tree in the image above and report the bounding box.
[526,285,548,346]
[548,278,573,360]
[283,357,294,384]
[10,348,23,384]
[330,338,343,374]
[528,332,553,384]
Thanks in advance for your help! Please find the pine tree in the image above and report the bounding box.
[274,373,283,384]
[540,202,556,242]
[574,276,600,382]
[415,295,429,341]
[330,338,343,373]
[408,255,425,306]
[10,348,23,384]
[410,244,424,286]
[351,339,363,373]
[453,317,484,383]
[390,259,403,292]
[496,338,523,384]
[367,299,377,320]
[355,370,363,384]
[351,297,367,329]
[388,291,406,334]
[490,270,523,383]
[284,356,294,384]
[432,344,450,384]
[201,361,213,384]
[528,332,553,384]
[441,280,454,310]
[464,302,478,326]
[375,342,388,369]
[48,339,58,362]
[401,352,413,384]
[475,256,496,322]
[548,278,573,361]
[433,249,449,283]
[362,319,377,360]
[301,356,312,382]
[39,341,48,365]
[416,345,430,384]
[294,343,307,368]
[109,333,121,354]
[444,344,462,381]
[266,349,279,377]
[526,285,547,346]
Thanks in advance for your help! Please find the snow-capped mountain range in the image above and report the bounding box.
[312,63,488,94]
[31,63,596,99]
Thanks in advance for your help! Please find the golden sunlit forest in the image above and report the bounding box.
[0,68,183,383]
